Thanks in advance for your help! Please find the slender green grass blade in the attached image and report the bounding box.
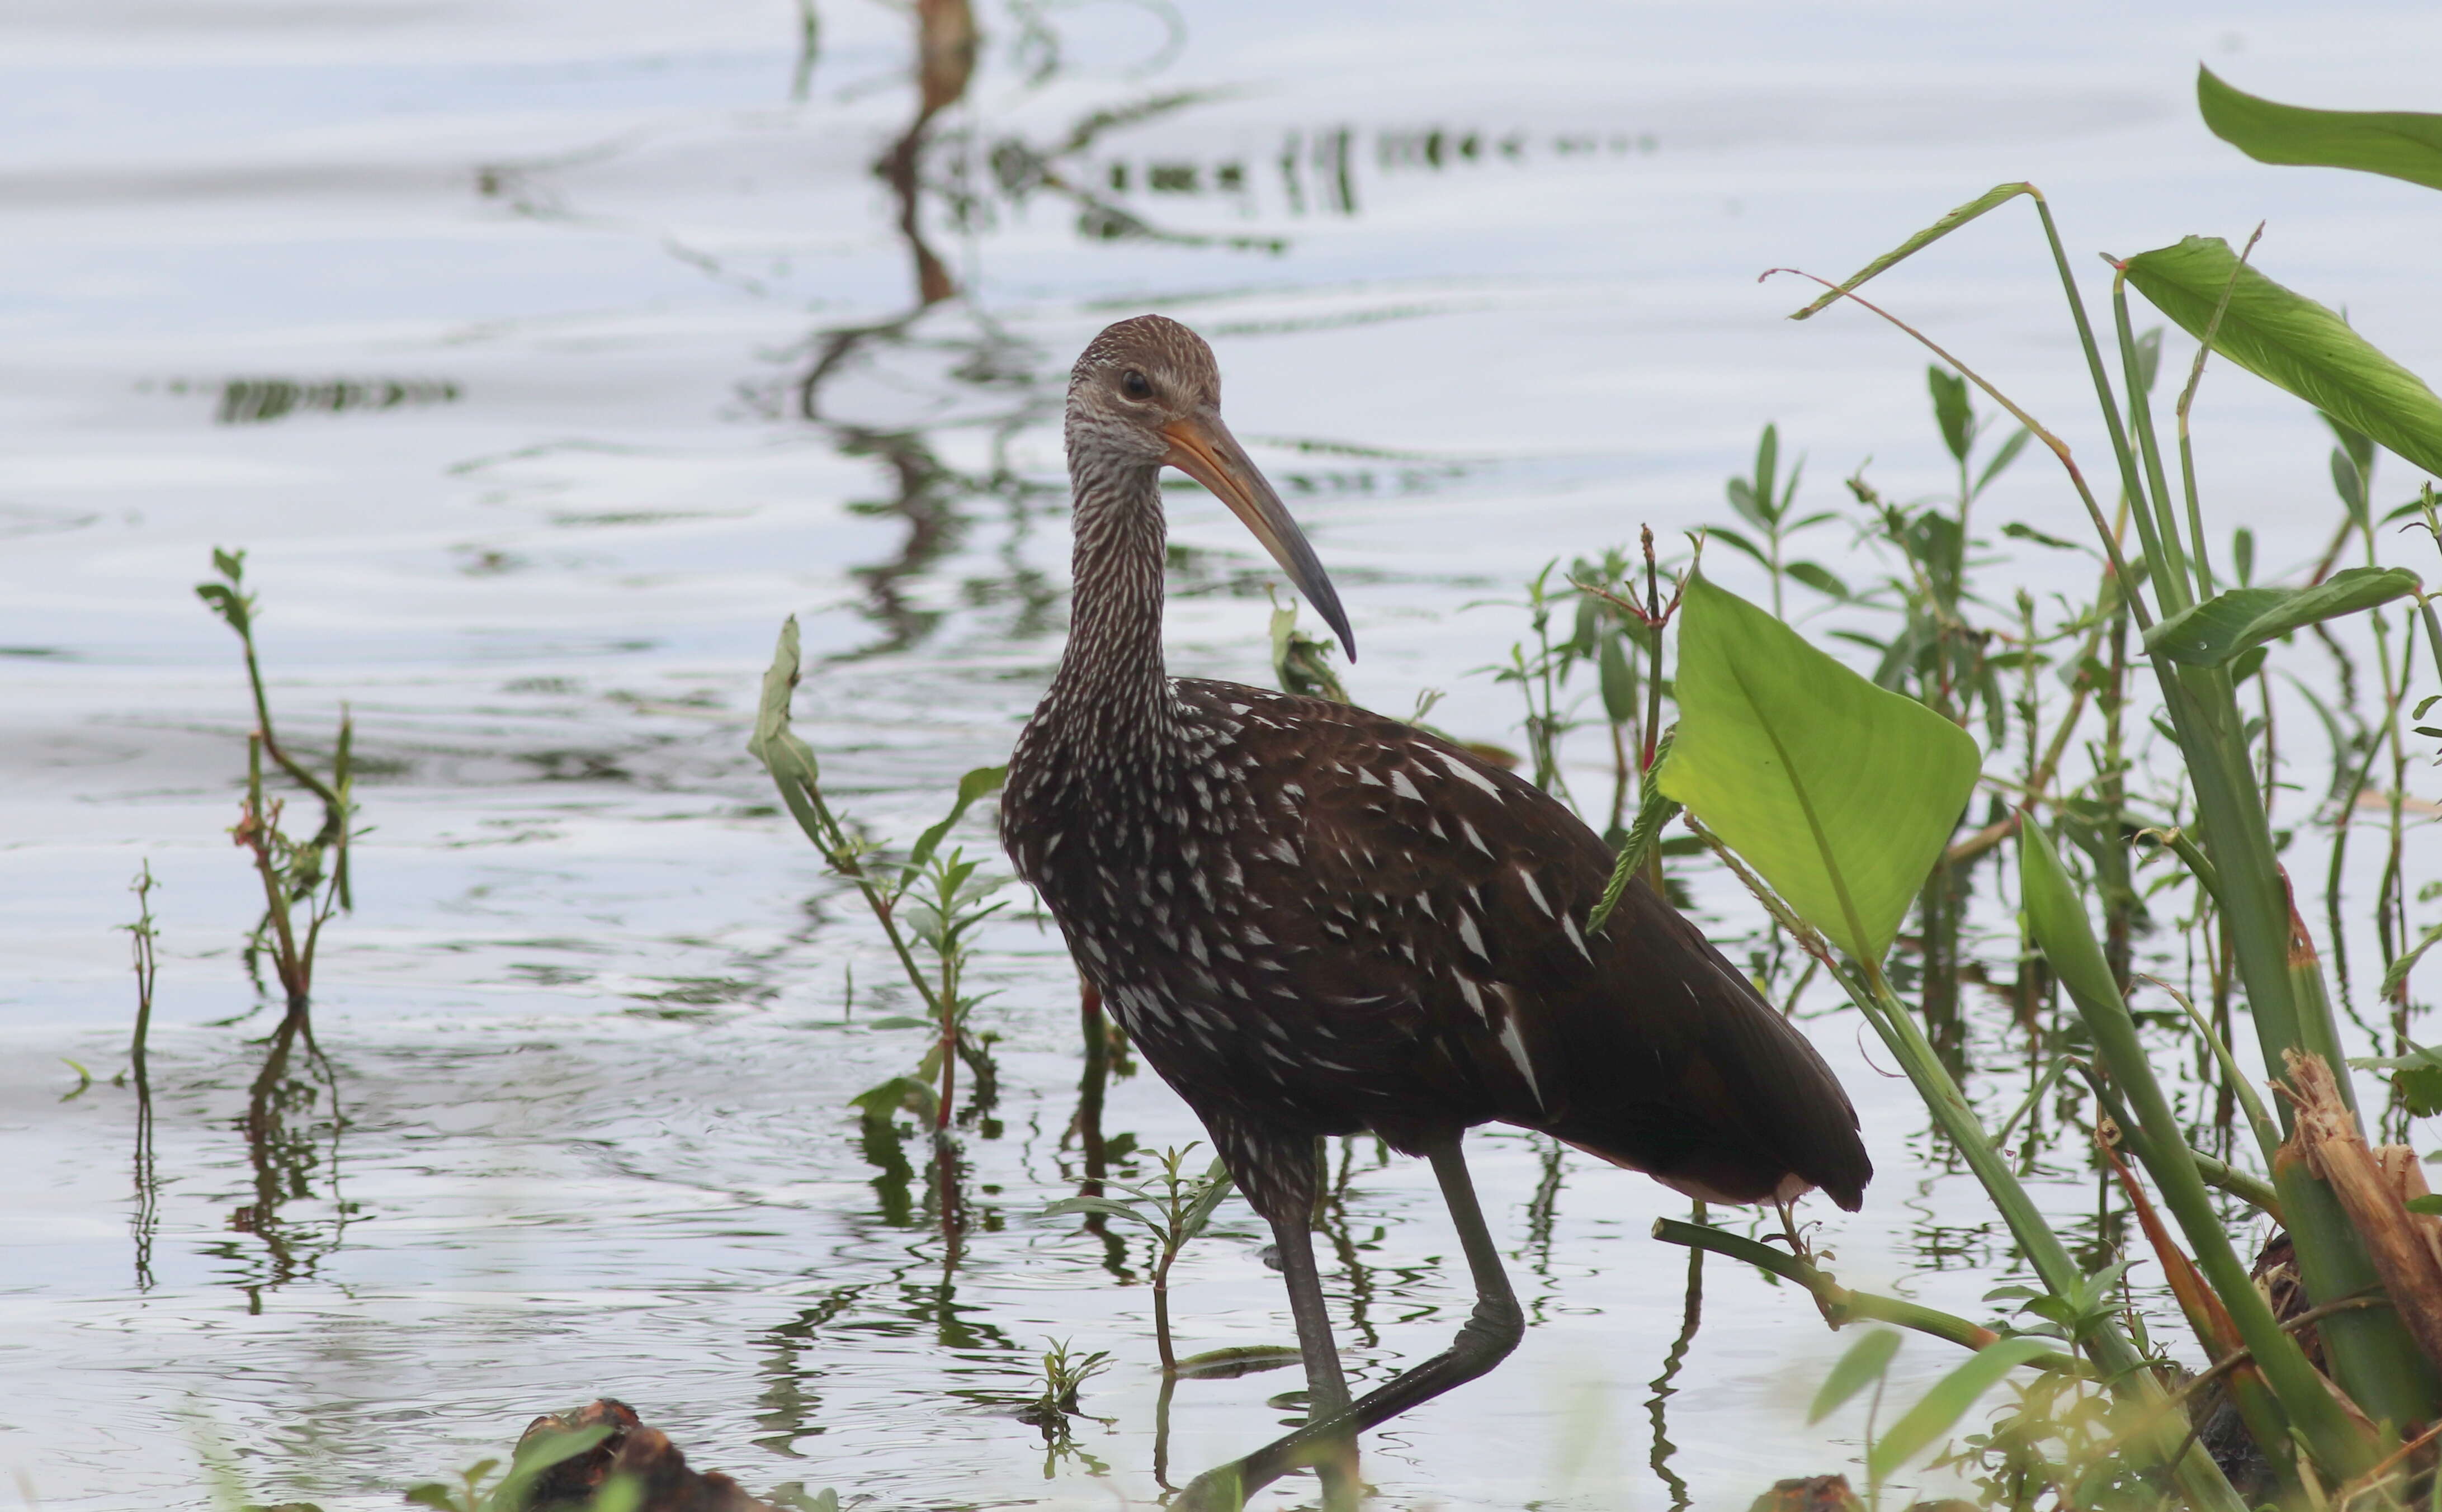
[1808,1327,1901,1424]
[1867,1336,2056,1480]
[2199,66,2442,193]
[2122,237,2442,479]
[1789,183,2035,320]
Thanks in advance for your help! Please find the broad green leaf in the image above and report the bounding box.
[488,1424,614,1512]
[502,1426,611,1477]
[403,1487,461,1512]
[1706,525,1772,570]
[2122,237,2442,480]
[1867,1336,2057,1479]
[909,764,1008,870]
[1658,575,1981,963]
[1597,628,1638,724]
[1929,367,1973,464]
[2199,67,2442,194]
[2410,1195,2442,1217]
[2378,920,2442,1001]
[589,1476,644,1512]
[1808,1327,1901,1424]
[2354,1041,2442,1117]
[1973,427,2033,497]
[2141,566,2420,666]
[850,1075,938,1124]
[1784,561,1850,600]
[747,618,839,856]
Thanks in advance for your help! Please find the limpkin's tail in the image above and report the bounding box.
[1535,879,1872,1212]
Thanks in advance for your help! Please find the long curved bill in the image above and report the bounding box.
[1160,412,1356,661]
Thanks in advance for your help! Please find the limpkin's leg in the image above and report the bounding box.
[1268,1208,1359,1508]
[1180,1135,1523,1509]
[1270,1209,1352,1418]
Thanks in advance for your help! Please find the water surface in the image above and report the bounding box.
[7,2,2442,1507]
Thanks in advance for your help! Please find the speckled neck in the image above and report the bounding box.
[1043,451,1174,755]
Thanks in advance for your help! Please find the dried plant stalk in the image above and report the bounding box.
[2282,1050,2442,1373]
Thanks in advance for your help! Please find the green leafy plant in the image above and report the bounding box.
[197,549,357,1019]
[1711,423,1845,615]
[404,1425,616,1512]
[1045,1144,1237,1372]
[750,618,1010,1215]
[1808,1329,2065,1510]
[1668,102,2442,1493]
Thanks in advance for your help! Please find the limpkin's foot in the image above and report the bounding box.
[1174,1138,1521,1511]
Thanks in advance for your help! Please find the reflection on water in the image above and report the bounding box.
[219,1017,350,1311]
[201,377,464,427]
[1645,1204,1706,1512]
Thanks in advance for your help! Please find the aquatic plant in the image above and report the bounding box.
[1637,72,2442,1502]
[749,616,1009,1227]
[1045,1144,1236,1372]
[196,548,356,1021]
[406,1425,625,1512]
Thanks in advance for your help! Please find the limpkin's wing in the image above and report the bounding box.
[1189,681,1871,1212]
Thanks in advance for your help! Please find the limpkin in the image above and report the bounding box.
[1003,315,1871,1504]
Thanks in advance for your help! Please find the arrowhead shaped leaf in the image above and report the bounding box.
[2142,565,2420,666]
[2122,237,2442,480]
[2199,66,2442,194]
[1659,574,1981,965]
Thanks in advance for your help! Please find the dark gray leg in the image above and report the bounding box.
[1179,1135,1522,1509]
[1268,1211,1358,1509]
[1270,1211,1352,1418]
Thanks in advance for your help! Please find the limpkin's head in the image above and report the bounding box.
[1068,314,1355,660]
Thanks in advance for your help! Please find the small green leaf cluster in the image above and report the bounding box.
[1044,1144,1236,1373]
[750,618,1011,1147]
[404,1425,617,1512]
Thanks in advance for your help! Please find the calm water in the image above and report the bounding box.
[8,2,2442,1507]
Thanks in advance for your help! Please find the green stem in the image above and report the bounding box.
[1650,1218,2082,1376]
[2109,275,2191,615]
[2054,1044,2364,1474]
[1822,951,2248,1510]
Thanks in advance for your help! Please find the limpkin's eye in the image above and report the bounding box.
[1120,369,1153,400]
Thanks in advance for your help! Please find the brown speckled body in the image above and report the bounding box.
[1003,314,1870,1225]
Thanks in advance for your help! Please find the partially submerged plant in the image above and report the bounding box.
[1651,75,2442,1502]
[750,617,1009,1222]
[196,549,356,1021]
[1045,1144,1237,1372]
